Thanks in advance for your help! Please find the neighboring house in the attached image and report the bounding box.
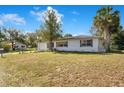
[13,41,27,50]
[37,35,106,52]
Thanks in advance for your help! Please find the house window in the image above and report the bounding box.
[56,41,68,47]
[80,39,93,47]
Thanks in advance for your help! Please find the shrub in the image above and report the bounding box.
[0,41,11,52]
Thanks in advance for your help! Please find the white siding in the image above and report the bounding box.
[55,39,99,52]
[37,38,106,52]
[37,42,48,51]
[14,42,27,49]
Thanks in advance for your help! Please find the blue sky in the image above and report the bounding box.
[0,5,123,35]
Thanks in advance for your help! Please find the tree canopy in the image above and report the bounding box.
[92,6,120,51]
[37,7,63,51]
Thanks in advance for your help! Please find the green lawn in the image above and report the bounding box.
[0,51,124,87]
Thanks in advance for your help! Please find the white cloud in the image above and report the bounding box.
[30,10,43,21]
[30,6,63,23]
[72,11,80,15]
[0,14,26,25]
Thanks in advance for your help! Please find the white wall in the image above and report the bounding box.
[37,38,105,52]
[37,42,48,51]
[55,39,99,52]
[14,42,27,49]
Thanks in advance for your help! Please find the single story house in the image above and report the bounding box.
[37,35,106,52]
[13,41,27,50]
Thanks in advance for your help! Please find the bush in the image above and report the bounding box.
[0,42,11,52]
[3,44,11,52]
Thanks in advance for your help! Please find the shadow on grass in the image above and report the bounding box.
[53,50,124,55]
[109,50,124,54]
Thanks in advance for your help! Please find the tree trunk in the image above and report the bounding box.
[11,41,15,51]
[104,26,110,52]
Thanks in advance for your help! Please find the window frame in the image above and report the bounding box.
[80,39,93,47]
[56,41,68,47]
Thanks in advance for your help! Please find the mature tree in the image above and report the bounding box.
[3,28,20,50]
[0,27,5,43]
[63,33,73,37]
[0,27,5,48]
[38,7,62,51]
[36,29,43,42]
[111,26,124,50]
[3,28,27,50]
[26,32,37,48]
[17,33,28,45]
[90,26,103,36]
[93,6,120,51]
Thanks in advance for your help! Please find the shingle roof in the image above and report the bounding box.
[57,35,103,41]
[39,35,103,42]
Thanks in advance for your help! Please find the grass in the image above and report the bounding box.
[0,51,124,87]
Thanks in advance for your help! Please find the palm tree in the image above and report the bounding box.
[93,6,120,51]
